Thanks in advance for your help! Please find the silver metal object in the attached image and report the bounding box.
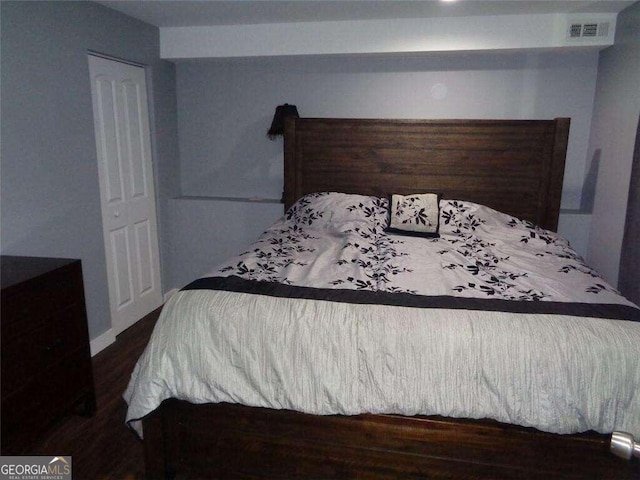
[610,431,640,460]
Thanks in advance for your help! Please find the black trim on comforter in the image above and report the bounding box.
[182,276,640,322]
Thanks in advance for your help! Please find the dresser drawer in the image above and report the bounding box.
[1,303,88,396]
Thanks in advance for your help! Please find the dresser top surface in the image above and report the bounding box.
[1,256,79,291]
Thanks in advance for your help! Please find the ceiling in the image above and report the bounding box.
[98,1,635,28]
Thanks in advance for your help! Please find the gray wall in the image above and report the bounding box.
[0,1,179,340]
[177,52,599,209]
[586,2,640,287]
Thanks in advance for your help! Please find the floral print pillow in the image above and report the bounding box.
[387,193,441,237]
[285,192,388,230]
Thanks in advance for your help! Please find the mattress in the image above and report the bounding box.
[125,193,640,437]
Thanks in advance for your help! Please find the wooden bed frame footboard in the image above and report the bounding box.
[142,400,638,479]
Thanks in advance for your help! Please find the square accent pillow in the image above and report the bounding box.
[386,193,441,237]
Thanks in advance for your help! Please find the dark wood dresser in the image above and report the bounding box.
[1,255,96,454]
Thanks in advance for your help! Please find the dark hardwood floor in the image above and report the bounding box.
[30,307,161,480]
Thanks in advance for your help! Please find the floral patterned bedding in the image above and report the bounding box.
[211,192,638,313]
[125,193,640,438]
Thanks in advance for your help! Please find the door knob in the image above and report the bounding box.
[610,431,640,460]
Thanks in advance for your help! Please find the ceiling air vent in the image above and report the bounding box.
[582,23,598,36]
[568,22,610,39]
[570,23,582,38]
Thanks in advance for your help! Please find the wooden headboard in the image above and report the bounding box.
[284,117,570,231]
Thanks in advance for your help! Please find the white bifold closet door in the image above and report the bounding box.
[88,54,162,335]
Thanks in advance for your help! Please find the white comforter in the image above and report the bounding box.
[125,194,640,437]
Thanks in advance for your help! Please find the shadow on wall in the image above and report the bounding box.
[580,149,600,213]
[187,114,283,199]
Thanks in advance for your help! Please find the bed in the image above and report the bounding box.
[126,118,640,479]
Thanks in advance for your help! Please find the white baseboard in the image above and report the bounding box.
[164,288,179,303]
[90,328,116,357]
